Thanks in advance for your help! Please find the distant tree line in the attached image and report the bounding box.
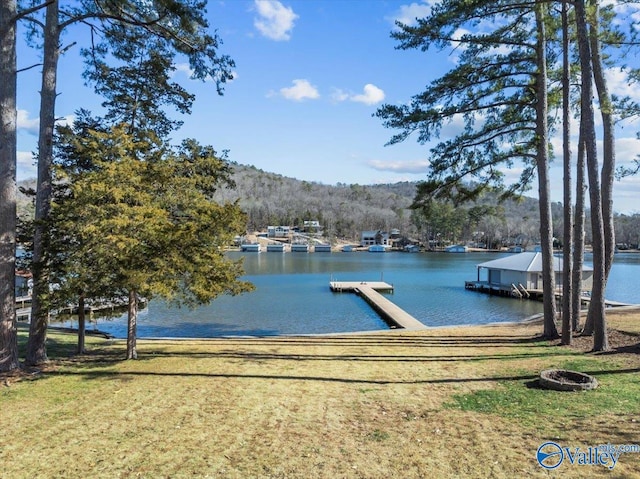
[19,166,640,250]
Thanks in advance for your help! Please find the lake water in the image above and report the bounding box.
[68,251,640,338]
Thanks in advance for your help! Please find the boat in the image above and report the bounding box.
[368,244,387,253]
[266,243,285,252]
[314,244,332,252]
[241,243,261,252]
[291,243,309,252]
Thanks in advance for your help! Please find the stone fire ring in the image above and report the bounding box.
[539,369,599,391]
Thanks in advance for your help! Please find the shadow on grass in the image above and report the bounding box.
[46,366,640,386]
[129,350,575,363]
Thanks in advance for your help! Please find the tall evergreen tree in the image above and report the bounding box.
[0,0,51,372]
[377,0,559,337]
[52,125,253,359]
[575,0,609,351]
[0,0,20,372]
[48,18,246,359]
[23,0,235,365]
[560,0,574,345]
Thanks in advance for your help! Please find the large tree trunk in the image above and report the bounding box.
[26,1,60,365]
[561,0,573,345]
[126,290,138,360]
[571,135,587,332]
[0,0,20,372]
[575,0,609,351]
[535,1,558,339]
[589,0,615,281]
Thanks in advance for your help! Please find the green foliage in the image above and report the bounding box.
[446,359,640,427]
[50,124,253,311]
[83,26,195,140]
[377,0,543,205]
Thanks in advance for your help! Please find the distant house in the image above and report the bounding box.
[361,230,390,247]
[302,220,322,232]
[475,252,593,291]
[267,226,290,238]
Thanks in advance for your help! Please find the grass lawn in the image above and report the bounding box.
[2,309,639,478]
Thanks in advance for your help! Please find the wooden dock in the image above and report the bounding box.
[465,281,634,307]
[330,281,394,293]
[330,281,426,330]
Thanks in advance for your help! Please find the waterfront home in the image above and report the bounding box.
[445,244,468,253]
[469,252,593,294]
[267,226,291,238]
[361,230,391,247]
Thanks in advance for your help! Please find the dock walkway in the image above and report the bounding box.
[330,281,426,330]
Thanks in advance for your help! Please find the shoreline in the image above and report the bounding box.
[44,304,640,341]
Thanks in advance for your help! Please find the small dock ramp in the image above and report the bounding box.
[330,281,426,330]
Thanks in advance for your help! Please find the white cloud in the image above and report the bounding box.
[17,109,39,135]
[17,109,76,135]
[614,136,640,165]
[56,114,76,128]
[175,63,193,77]
[330,88,349,103]
[606,67,640,102]
[392,1,433,27]
[278,79,320,101]
[350,84,385,105]
[17,151,36,180]
[254,0,298,41]
[333,84,386,106]
[367,159,429,174]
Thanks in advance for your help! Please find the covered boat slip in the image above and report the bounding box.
[330,281,427,331]
[466,252,594,300]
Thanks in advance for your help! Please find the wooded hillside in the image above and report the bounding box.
[211,163,555,245]
[21,163,638,247]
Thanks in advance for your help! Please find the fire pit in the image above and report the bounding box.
[539,369,598,391]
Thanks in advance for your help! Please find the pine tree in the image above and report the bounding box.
[25,0,235,364]
[52,125,253,359]
[377,0,559,337]
[0,0,20,372]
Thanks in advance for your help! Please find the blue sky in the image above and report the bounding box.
[15,0,640,213]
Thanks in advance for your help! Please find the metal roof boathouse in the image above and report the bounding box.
[465,252,594,299]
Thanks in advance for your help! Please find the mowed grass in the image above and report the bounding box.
[2,311,640,479]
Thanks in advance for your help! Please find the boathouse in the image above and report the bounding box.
[466,252,593,296]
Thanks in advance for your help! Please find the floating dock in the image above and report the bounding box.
[330,281,426,330]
